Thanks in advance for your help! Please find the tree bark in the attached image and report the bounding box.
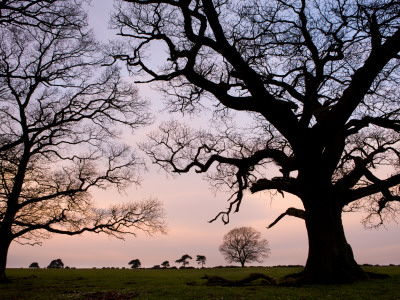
[299,189,366,283]
[0,237,11,283]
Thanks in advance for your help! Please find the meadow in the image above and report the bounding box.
[1,266,399,299]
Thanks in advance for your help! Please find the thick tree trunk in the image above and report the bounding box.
[299,193,366,283]
[0,238,11,283]
[283,154,367,284]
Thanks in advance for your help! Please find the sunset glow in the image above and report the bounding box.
[5,0,400,271]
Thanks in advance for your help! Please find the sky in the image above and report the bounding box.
[7,0,400,269]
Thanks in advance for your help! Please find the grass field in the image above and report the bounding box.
[1,266,399,299]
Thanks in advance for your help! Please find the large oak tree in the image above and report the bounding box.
[0,0,166,283]
[112,0,400,283]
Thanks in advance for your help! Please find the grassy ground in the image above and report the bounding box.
[1,266,399,299]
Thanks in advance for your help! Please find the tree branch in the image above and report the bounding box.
[267,207,305,229]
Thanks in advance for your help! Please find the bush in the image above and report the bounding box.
[47,259,64,269]
[29,262,39,269]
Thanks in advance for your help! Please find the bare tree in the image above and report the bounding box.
[219,227,270,267]
[0,1,166,283]
[111,0,400,283]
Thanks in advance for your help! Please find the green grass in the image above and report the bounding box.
[1,266,399,299]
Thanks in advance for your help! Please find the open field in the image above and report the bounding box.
[1,266,399,299]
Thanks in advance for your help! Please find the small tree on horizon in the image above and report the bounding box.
[175,254,192,268]
[47,259,64,269]
[29,262,39,269]
[161,261,170,268]
[128,259,141,269]
[196,255,206,268]
[219,227,270,267]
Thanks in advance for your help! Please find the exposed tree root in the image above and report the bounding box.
[365,272,389,279]
[200,273,278,286]
[283,269,389,285]
[0,276,11,284]
[193,270,389,287]
[83,290,139,300]
[283,270,362,284]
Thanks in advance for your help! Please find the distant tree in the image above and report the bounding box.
[175,254,192,268]
[29,262,39,269]
[0,0,166,283]
[219,227,270,267]
[161,261,170,269]
[128,259,141,269]
[196,255,206,268]
[47,259,64,269]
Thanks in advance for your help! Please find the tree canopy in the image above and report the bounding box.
[47,259,64,269]
[0,0,85,29]
[128,259,141,269]
[161,260,170,268]
[196,255,206,268]
[29,262,39,268]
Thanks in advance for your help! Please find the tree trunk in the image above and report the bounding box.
[0,238,11,283]
[299,194,366,283]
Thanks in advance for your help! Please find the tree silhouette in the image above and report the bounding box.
[0,0,83,29]
[113,0,400,283]
[47,259,64,269]
[29,262,39,268]
[0,0,166,283]
[128,259,141,269]
[161,261,170,268]
[219,227,270,267]
[175,254,192,268]
[196,255,206,268]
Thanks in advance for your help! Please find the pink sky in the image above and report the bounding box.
[8,168,400,268]
[7,0,400,269]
